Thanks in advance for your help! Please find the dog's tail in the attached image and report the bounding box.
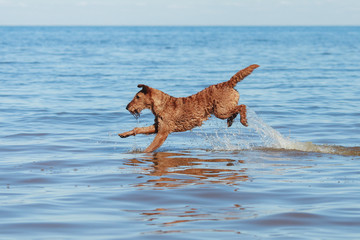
[227,64,260,88]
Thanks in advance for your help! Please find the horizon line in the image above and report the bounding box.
[1,24,360,27]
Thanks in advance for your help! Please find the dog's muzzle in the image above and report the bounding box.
[126,104,140,119]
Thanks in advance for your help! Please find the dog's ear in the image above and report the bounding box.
[137,84,150,94]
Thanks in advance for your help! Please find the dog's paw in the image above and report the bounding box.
[118,133,129,138]
[227,118,234,127]
[241,119,248,127]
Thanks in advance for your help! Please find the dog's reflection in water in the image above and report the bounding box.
[125,152,249,188]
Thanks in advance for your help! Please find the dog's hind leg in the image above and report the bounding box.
[238,104,248,127]
[118,125,156,138]
[144,131,169,153]
[218,104,248,127]
[227,113,238,127]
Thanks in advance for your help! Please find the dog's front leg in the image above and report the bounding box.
[144,131,169,153]
[118,125,156,138]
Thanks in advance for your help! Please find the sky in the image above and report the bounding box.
[0,0,359,26]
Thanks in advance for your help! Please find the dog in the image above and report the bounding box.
[119,64,259,152]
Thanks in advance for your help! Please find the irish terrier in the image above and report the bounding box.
[119,64,259,152]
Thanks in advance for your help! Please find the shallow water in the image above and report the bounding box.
[1,26,360,239]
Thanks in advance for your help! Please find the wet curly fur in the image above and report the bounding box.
[119,64,259,152]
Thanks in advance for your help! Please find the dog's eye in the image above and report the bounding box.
[136,95,140,99]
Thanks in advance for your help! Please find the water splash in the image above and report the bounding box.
[199,108,360,156]
[198,119,257,151]
[247,109,337,154]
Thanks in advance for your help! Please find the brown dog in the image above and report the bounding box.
[119,64,259,152]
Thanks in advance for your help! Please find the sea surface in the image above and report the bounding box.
[1,26,360,239]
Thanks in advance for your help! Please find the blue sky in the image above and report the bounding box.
[0,0,359,26]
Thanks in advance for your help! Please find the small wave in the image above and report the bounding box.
[4,133,50,139]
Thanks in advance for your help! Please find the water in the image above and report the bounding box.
[1,26,360,239]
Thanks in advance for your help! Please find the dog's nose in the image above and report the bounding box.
[126,104,129,110]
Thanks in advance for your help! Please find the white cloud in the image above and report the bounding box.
[77,1,88,7]
[0,0,27,7]
[75,0,118,7]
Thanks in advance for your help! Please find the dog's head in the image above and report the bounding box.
[126,84,152,119]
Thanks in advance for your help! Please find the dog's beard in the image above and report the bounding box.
[130,110,140,119]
